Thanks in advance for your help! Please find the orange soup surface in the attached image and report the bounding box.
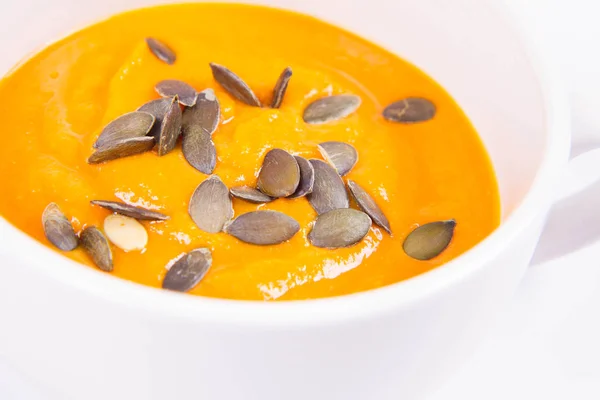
[0,4,500,300]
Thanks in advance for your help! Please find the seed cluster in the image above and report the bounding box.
[41,37,456,293]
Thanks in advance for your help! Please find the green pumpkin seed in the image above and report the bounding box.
[80,226,113,272]
[182,88,220,136]
[403,220,456,260]
[162,248,212,292]
[318,141,358,176]
[230,186,274,204]
[188,175,233,233]
[307,159,349,215]
[181,89,219,173]
[288,156,315,199]
[42,203,78,251]
[224,210,300,245]
[182,128,216,174]
[145,37,176,65]
[303,94,361,124]
[90,200,169,221]
[88,136,155,164]
[270,66,292,108]
[155,80,197,107]
[347,180,391,234]
[257,149,300,198]
[157,96,182,156]
[209,63,261,107]
[93,111,155,149]
[137,98,173,142]
[383,97,436,123]
[308,208,371,249]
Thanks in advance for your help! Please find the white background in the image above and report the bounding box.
[2,0,600,398]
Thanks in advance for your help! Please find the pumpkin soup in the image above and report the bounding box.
[0,3,500,300]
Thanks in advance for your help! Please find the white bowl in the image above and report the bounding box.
[0,0,570,399]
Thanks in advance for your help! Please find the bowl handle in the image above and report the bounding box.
[553,148,600,202]
[531,134,600,264]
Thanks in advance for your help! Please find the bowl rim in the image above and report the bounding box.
[0,0,571,327]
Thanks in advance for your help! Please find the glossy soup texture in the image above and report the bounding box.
[0,4,500,300]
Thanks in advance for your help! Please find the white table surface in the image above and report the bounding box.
[3,0,600,398]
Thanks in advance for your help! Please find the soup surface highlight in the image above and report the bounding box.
[0,4,500,300]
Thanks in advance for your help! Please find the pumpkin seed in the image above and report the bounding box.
[318,141,358,176]
[270,66,292,108]
[80,226,113,272]
[181,90,219,173]
[137,98,173,142]
[162,248,212,292]
[145,37,176,65]
[182,88,220,136]
[257,149,300,198]
[224,210,299,245]
[230,186,274,204]
[182,128,216,174]
[307,159,349,214]
[88,136,155,164]
[308,208,372,249]
[347,180,391,234]
[209,63,261,107]
[188,175,233,233]
[157,96,182,156]
[155,80,197,107]
[103,214,148,252]
[288,156,315,199]
[303,94,361,124]
[90,200,169,221]
[93,111,155,149]
[403,220,456,260]
[42,203,78,251]
[383,97,436,123]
